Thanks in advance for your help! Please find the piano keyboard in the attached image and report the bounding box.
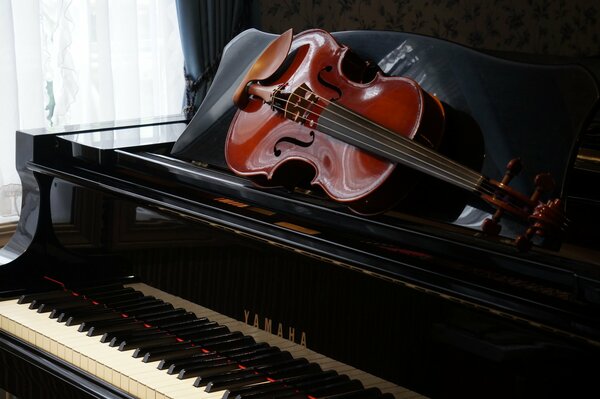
[0,283,423,399]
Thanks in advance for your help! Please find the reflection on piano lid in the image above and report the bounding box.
[1,283,418,399]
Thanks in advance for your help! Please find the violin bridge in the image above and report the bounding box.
[283,83,320,126]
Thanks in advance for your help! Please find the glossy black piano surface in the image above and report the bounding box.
[2,29,600,399]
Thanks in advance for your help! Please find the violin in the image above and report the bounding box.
[225,29,566,250]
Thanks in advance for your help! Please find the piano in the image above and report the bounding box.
[1,29,600,399]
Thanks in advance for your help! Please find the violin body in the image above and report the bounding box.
[225,29,445,214]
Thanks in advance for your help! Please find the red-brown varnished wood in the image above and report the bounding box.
[226,29,445,214]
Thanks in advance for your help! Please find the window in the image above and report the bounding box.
[0,0,184,224]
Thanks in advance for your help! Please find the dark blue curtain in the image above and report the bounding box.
[176,0,254,120]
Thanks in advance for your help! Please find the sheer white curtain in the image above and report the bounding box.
[0,0,184,223]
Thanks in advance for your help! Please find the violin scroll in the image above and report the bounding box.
[481,158,524,236]
[233,29,293,110]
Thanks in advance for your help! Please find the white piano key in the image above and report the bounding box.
[1,284,425,399]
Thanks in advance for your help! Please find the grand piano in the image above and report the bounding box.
[1,29,600,399]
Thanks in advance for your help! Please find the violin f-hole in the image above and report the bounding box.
[274,131,316,156]
[318,66,342,101]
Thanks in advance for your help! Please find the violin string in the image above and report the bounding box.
[261,93,566,227]
[269,91,499,198]
[271,91,566,228]
[317,95,492,191]
[276,90,495,194]
[306,90,484,181]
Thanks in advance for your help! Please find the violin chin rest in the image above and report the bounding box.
[233,29,294,109]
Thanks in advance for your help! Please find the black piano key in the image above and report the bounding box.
[220,342,270,356]
[205,373,267,393]
[134,314,210,332]
[131,338,191,358]
[119,335,180,351]
[234,386,303,399]
[223,381,286,399]
[95,292,145,305]
[173,323,226,337]
[46,300,101,316]
[108,328,164,347]
[29,294,82,310]
[108,296,160,310]
[45,302,98,316]
[102,326,158,343]
[58,308,115,324]
[65,310,123,326]
[162,321,219,337]
[80,317,140,334]
[57,307,114,323]
[30,286,137,313]
[194,367,252,388]
[157,341,266,370]
[178,359,237,379]
[240,351,293,368]
[131,305,178,319]
[190,331,243,346]
[306,379,362,397]
[159,316,210,330]
[232,346,279,360]
[179,351,292,380]
[57,306,114,323]
[86,287,136,299]
[316,387,384,399]
[223,364,322,399]
[72,283,126,296]
[177,346,278,376]
[243,373,341,399]
[143,311,197,325]
[222,343,276,361]
[75,289,138,305]
[289,373,345,392]
[260,359,318,380]
[117,302,171,316]
[262,370,337,391]
[18,290,71,304]
[165,351,221,373]
[168,353,226,375]
[133,340,192,359]
[197,333,247,349]
[148,345,206,364]
[194,356,302,389]
[202,335,255,352]
[102,290,145,301]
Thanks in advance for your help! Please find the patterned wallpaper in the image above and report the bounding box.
[257,0,599,57]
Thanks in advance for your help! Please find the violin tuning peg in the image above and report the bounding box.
[482,217,502,236]
[514,198,566,251]
[506,158,522,176]
[515,234,533,252]
[534,173,555,193]
[499,158,522,186]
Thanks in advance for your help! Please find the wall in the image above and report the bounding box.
[258,0,600,57]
